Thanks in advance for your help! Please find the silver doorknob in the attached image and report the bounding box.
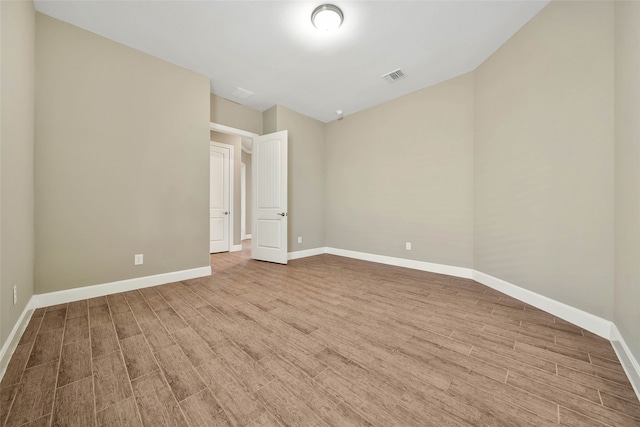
[224,212,229,215]
[277,212,287,217]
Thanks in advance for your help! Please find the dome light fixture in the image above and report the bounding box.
[311,4,344,32]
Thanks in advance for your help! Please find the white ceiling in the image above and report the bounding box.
[34,1,549,123]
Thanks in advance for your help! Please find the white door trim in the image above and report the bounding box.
[210,122,259,139]
[210,142,234,252]
[241,162,247,240]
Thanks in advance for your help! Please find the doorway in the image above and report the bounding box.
[210,123,288,264]
[209,142,232,253]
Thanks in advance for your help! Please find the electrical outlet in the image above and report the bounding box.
[134,254,144,265]
[13,285,17,305]
[297,236,302,244]
[405,242,412,251]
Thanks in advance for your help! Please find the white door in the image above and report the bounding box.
[241,162,246,240]
[210,143,231,253]
[252,130,288,264]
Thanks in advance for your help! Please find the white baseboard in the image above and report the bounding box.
[472,271,613,339]
[242,234,252,241]
[0,300,34,383]
[326,247,474,279]
[28,266,211,309]
[610,325,640,401]
[288,247,328,260]
[230,244,243,252]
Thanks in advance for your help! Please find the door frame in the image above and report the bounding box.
[241,162,248,241]
[210,141,234,253]
[210,123,259,251]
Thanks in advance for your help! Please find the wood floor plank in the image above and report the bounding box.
[559,406,608,426]
[556,363,639,402]
[26,328,64,369]
[255,380,327,427]
[129,301,157,324]
[91,323,120,359]
[123,290,145,305]
[155,345,205,402]
[446,378,557,427]
[90,304,113,326]
[167,298,200,320]
[175,285,210,309]
[214,342,274,393]
[600,390,640,419]
[120,334,158,380]
[18,315,43,345]
[4,361,58,427]
[58,339,91,387]
[0,384,18,426]
[155,308,188,333]
[507,371,639,426]
[93,351,133,412]
[235,303,325,354]
[314,368,398,426]
[131,371,188,427]
[51,376,95,427]
[96,396,142,427]
[179,388,232,426]
[196,358,265,426]
[107,294,131,315]
[139,319,176,352]
[113,311,142,340]
[184,315,227,350]
[0,343,32,387]
[39,308,67,332]
[144,294,171,312]
[259,354,338,421]
[246,411,283,427]
[21,415,52,427]
[470,347,600,403]
[63,315,89,345]
[171,327,216,368]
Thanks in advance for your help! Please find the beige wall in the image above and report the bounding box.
[241,150,252,236]
[614,0,640,363]
[210,131,242,246]
[0,0,35,347]
[263,106,277,135]
[211,94,262,136]
[474,1,615,319]
[273,106,326,251]
[325,73,475,267]
[35,14,211,294]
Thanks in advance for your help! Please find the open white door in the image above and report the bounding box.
[252,130,288,264]
[210,143,231,253]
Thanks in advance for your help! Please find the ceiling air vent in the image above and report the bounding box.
[232,87,254,99]
[382,68,406,83]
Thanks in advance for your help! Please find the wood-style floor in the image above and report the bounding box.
[1,243,639,427]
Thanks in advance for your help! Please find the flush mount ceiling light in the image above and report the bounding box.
[311,4,344,32]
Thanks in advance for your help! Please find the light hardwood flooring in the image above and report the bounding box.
[1,243,639,426]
